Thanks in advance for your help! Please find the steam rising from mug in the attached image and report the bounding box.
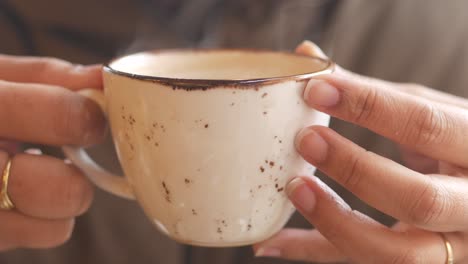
[118,0,335,56]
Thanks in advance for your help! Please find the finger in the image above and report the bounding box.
[0,140,20,154]
[0,55,102,90]
[400,83,468,110]
[0,211,74,251]
[0,151,94,219]
[438,161,468,177]
[399,146,438,174]
[393,223,468,262]
[297,41,468,110]
[442,232,468,263]
[296,126,468,231]
[254,228,345,263]
[286,176,449,263]
[0,80,106,146]
[303,70,468,168]
[295,40,329,59]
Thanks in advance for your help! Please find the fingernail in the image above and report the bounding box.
[296,40,329,59]
[255,247,281,257]
[304,79,340,107]
[73,64,102,73]
[287,178,316,214]
[24,148,43,155]
[295,128,328,163]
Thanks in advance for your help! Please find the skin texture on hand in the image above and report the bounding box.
[0,55,106,251]
[254,41,468,263]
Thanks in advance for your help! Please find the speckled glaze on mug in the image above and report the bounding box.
[102,50,332,247]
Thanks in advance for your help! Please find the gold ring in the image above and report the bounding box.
[0,158,15,210]
[441,233,454,264]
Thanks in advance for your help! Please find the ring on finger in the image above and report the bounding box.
[440,233,454,264]
[0,158,15,210]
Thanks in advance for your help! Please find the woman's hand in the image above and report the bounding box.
[0,55,106,250]
[254,41,468,263]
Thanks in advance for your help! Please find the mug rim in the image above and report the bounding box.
[103,49,335,90]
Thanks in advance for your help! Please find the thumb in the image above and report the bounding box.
[295,40,329,59]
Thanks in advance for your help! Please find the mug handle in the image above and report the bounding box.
[62,89,135,200]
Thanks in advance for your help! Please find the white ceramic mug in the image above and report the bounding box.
[63,49,333,247]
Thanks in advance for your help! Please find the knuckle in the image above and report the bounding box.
[319,210,354,242]
[50,94,77,142]
[405,179,446,226]
[339,149,368,190]
[402,104,446,146]
[50,94,89,144]
[401,83,426,96]
[350,87,379,124]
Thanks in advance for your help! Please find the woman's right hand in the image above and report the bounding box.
[0,54,106,250]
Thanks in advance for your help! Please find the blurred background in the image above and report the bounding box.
[0,0,467,263]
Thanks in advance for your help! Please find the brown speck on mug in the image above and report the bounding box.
[128,115,136,125]
[192,209,197,215]
[162,181,171,203]
[259,166,265,173]
[261,92,268,98]
[204,124,209,128]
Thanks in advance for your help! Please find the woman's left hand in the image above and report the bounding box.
[254,41,468,263]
